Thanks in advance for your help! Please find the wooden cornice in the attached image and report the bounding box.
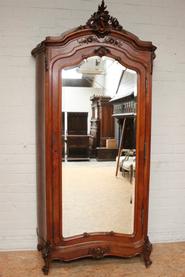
[31,1,156,58]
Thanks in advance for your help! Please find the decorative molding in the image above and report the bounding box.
[88,247,110,259]
[94,46,110,57]
[143,236,152,268]
[78,35,123,50]
[86,0,123,38]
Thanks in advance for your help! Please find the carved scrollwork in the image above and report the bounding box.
[86,0,123,38]
[104,37,123,48]
[78,35,123,52]
[88,247,110,259]
[143,236,152,268]
[78,36,99,45]
[94,46,110,57]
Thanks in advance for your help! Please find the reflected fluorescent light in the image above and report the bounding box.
[62,68,82,79]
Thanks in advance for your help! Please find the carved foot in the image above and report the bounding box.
[37,244,43,252]
[40,241,51,275]
[143,236,152,268]
[42,265,49,275]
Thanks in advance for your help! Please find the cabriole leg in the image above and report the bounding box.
[42,260,50,275]
[40,241,51,275]
[143,236,152,268]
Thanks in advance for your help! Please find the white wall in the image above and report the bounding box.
[0,0,185,250]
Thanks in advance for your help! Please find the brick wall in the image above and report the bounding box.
[0,0,185,250]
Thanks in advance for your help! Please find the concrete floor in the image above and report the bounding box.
[62,161,134,237]
[1,242,185,277]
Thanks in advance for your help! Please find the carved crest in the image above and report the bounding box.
[94,46,110,57]
[88,247,110,259]
[86,0,123,38]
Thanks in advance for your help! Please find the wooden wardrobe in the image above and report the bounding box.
[89,96,114,157]
[31,0,156,274]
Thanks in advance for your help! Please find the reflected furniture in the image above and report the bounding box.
[121,150,136,183]
[90,95,114,157]
[67,112,88,135]
[116,149,135,181]
[32,0,156,274]
[66,112,89,160]
[96,147,118,161]
[66,135,90,161]
[111,93,136,150]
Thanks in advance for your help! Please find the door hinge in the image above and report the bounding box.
[145,77,148,94]
[141,206,144,230]
[144,142,147,160]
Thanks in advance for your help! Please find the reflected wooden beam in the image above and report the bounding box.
[115,118,126,177]
[115,69,126,95]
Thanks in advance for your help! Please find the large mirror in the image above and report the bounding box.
[61,56,137,238]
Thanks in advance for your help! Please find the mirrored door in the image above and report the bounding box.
[61,56,137,238]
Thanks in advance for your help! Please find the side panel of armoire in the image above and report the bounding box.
[35,52,47,246]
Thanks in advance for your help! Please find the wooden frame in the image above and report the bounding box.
[32,1,156,274]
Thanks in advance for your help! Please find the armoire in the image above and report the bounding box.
[31,0,156,274]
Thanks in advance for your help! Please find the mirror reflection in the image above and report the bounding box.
[61,56,137,237]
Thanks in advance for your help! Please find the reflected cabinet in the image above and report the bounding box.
[32,1,156,274]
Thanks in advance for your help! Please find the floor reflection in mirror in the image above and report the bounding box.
[62,161,135,237]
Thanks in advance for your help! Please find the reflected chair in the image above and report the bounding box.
[119,149,136,183]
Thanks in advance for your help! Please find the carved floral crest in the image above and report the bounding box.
[86,0,123,38]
